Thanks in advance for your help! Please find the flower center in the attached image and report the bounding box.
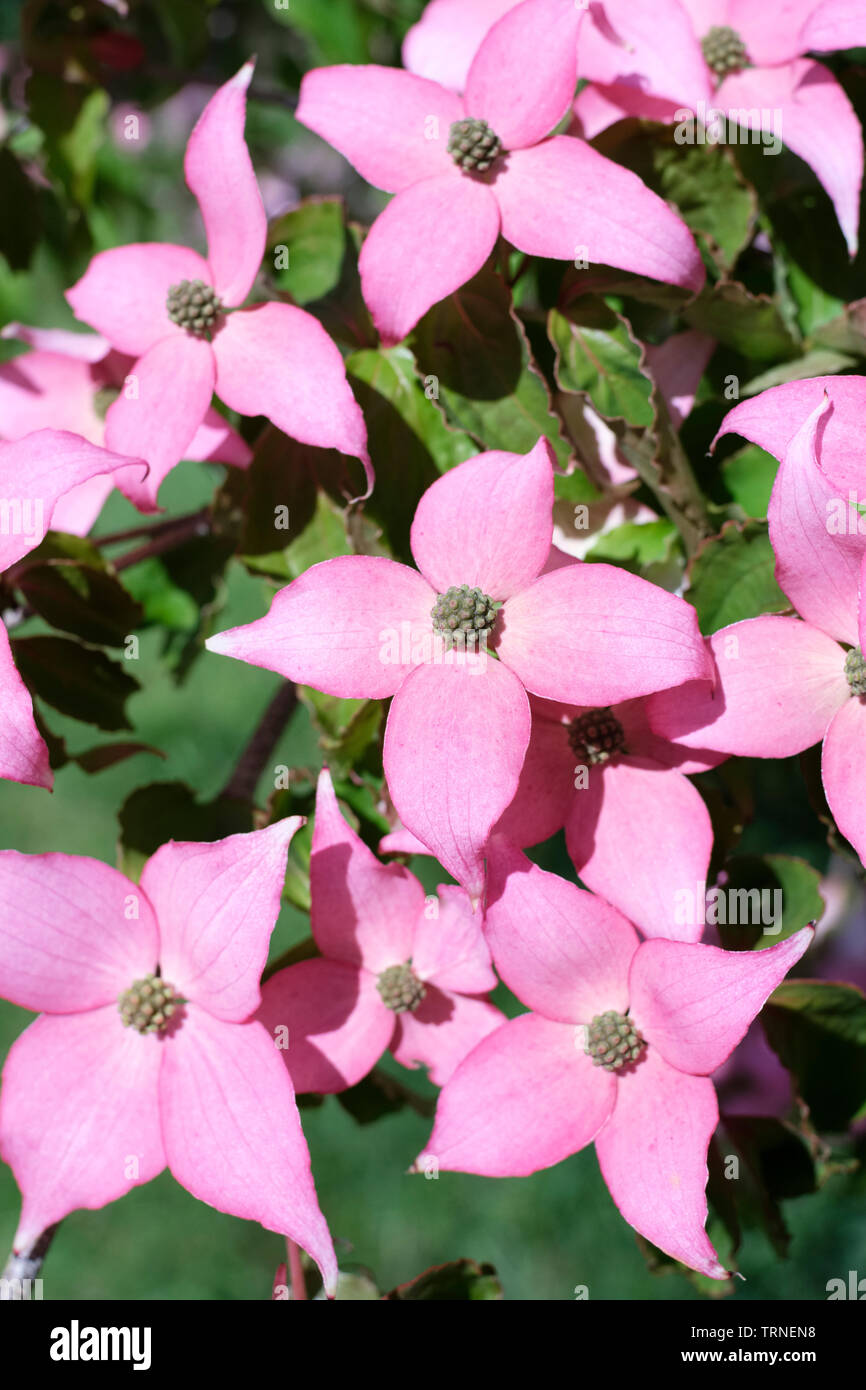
[376,963,426,1014]
[701,25,750,78]
[568,708,626,765]
[585,1010,646,1072]
[447,119,503,174]
[431,584,499,650]
[166,279,223,337]
[118,972,181,1034]
[845,646,866,696]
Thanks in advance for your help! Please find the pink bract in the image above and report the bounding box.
[0,323,251,534]
[66,61,369,511]
[649,392,866,867]
[206,438,712,894]
[0,821,336,1291]
[257,768,504,1092]
[298,0,705,345]
[419,844,813,1278]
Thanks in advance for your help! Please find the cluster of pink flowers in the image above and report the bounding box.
[1,0,863,1293]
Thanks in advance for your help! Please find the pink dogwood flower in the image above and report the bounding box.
[419,842,813,1278]
[206,438,712,894]
[0,323,251,534]
[297,0,705,346]
[0,429,147,790]
[648,393,866,866]
[257,769,503,1093]
[66,60,369,511]
[406,0,864,255]
[570,0,864,256]
[0,821,336,1291]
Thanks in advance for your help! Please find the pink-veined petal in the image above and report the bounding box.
[403,0,516,91]
[311,767,422,971]
[565,760,712,944]
[645,616,849,756]
[185,60,265,306]
[0,430,146,570]
[719,60,862,256]
[630,928,814,1075]
[595,1048,727,1280]
[185,408,253,466]
[391,987,505,1086]
[410,439,554,597]
[0,1009,165,1248]
[645,330,716,430]
[0,624,51,791]
[360,174,500,346]
[579,0,713,106]
[729,0,827,64]
[159,1007,336,1294]
[66,243,211,356]
[48,475,115,537]
[0,849,158,1012]
[801,0,866,53]
[206,556,435,698]
[492,707,574,847]
[464,0,584,149]
[383,659,530,897]
[139,820,302,1023]
[497,561,712,704]
[768,393,865,643]
[0,322,111,361]
[409,884,496,993]
[212,304,369,469]
[257,957,393,1095]
[486,841,638,1020]
[714,376,866,494]
[421,1012,616,1176]
[493,137,705,292]
[822,695,866,865]
[104,335,214,511]
[296,65,463,193]
[379,824,433,857]
[571,82,684,140]
[0,351,102,443]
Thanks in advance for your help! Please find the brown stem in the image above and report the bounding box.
[93,509,209,549]
[112,513,212,573]
[222,681,298,803]
[0,1223,59,1298]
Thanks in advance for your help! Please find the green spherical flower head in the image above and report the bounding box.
[585,1010,646,1071]
[845,645,866,696]
[447,118,503,173]
[377,963,426,1014]
[701,25,750,78]
[431,584,499,650]
[166,279,223,337]
[568,708,626,765]
[118,973,180,1034]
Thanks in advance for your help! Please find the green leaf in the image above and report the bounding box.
[336,1067,436,1125]
[17,557,144,647]
[762,981,866,1131]
[0,148,40,270]
[742,348,858,396]
[684,282,799,362]
[687,520,789,632]
[12,635,140,731]
[586,518,679,572]
[267,198,347,305]
[118,781,255,881]
[297,687,382,778]
[382,1259,504,1301]
[715,854,824,951]
[120,558,200,631]
[721,444,778,518]
[549,298,653,427]
[647,138,757,275]
[411,265,570,466]
[719,1116,816,1258]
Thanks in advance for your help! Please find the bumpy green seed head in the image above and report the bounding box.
[568,708,626,766]
[701,25,750,78]
[447,118,503,173]
[431,584,500,650]
[845,645,866,696]
[166,279,223,337]
[585,1010,646,1071]
[118,972,180,1034]
[377,963,426,1014]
